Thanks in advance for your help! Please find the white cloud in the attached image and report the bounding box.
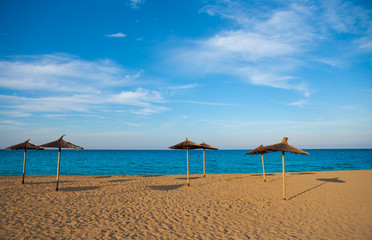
[340,105,364,112]
[313,58,344,68]
[182,101,232,106]
[43,114,68,118]
[0,54,138,93]
[200,0,251,26]
[205,31,298,60]
[131,106,169,116]
[171,0,371,97]
[358,39,372,50]
[320,0,372,51]
[321,0,370,33]
[0,94,94,113]
[113,119,141,127]
[202,117,367,131]
[0,120,26,125]
[106,32,127,38]
[0,110,31,117]
[288,99,309,107]
[356,31,372,51]
[0,88,167,115]
[110,88,165,107]
[172,2,316,96]
[128,0,145,9]
[168,83,199,90]
[0,54,168,117]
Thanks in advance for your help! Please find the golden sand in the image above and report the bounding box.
[1,170,371,239]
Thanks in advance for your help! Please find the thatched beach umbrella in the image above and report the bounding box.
[265,137,309,200]
[246,145,271,182]
[5,139,43,184]
[199,142,218,178]
[169,138,202,187]
[39,135,83,191]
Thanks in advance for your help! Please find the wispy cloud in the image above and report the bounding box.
[169,0,371,97]
[340,105,364,112]
[313,58,344,68]
[106,32,127,38]
[0,94,97,113]
[172,2,315,96]
[131,106,170,116]
[0,54,168,117]
[320,0,372,51]
[0,120,27,125]
[113,119,141,127]
[128,0,145,10]
[168,83,199,90]
[0,54,138,93]
[0,88,167,115]
[110,88,165,107]
[42,114,68,119]
[202,117,368,131]
[0,110,31,117]
[181,100,233,106]
[288,99,309,107]
[320,0,370,33]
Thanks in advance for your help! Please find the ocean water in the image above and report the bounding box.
[0,149,371,176]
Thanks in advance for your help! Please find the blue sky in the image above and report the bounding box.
[0,0,371,149]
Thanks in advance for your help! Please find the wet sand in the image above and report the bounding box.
[1,170,371,239]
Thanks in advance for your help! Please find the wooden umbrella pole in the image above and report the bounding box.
[22,149,27,184]
[282,151,286,200]
[56,147,61,191]
[187,147,190,187]
[203,148,206,178]
[261,154,266,182]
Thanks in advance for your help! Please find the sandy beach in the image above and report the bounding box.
[1,170,371,239]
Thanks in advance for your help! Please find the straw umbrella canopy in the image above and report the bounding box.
[265,137,309,200]
[169,138,202,187]
[39,135,83,191]
[246,145,271,182]
[5,139,43,184]
[199,142,218,178]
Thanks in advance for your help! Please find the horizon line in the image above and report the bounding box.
[2,148,371,150]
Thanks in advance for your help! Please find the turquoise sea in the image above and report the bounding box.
[0,149,371,176]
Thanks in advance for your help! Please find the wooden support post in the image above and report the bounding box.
[282,151,286,200]
[187,147,190,187]
[56,147,61,191]
[203,148,206,178]
[261,154,266,182]
[22,149,26,184]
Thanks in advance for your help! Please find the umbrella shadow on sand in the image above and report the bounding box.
[148,184,185,191]
[316,177,346,183]
[176,177,201,180]
[290,172,316,175]
[59,186,101,192]
[289,177,346,200]
[26,180,74,185]
[109,179,132,183]
[140,175,164,178]
[251,173,275,177]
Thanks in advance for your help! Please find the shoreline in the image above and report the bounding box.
[1,168,372,177]
[1,170,371,239]
[2,148,372,150]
